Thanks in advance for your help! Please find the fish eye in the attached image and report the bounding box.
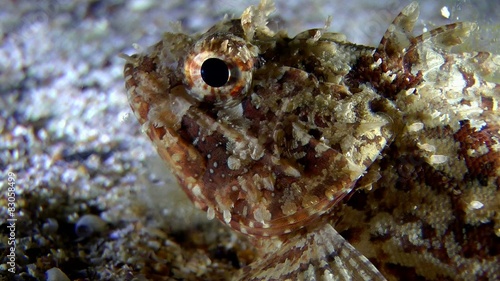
[183,34,257,106]
[200,58,230,87]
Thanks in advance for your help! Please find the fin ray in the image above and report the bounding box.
[238,223,386,281]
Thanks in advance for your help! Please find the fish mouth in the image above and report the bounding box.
[149,106,358,237]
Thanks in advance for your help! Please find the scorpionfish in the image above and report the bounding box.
[124,1,500,280]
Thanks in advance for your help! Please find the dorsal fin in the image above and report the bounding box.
[377,1,419,56]
[378,2,475,59]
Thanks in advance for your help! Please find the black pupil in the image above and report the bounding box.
[200,58,229,87]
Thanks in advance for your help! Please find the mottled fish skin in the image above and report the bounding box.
[124,1,500,280]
